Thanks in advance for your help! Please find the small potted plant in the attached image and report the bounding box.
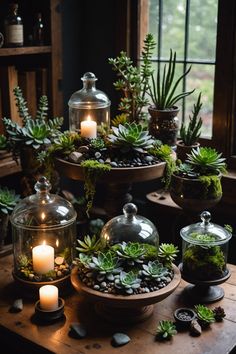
[170,146,227,212]
[148,49,194,147]
[0,186,20,250]
[176,93,203,161]
[3,86,63,195]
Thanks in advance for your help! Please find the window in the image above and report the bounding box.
[137,0,236,159]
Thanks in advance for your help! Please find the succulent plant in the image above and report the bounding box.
[89,218,105,237]
[89,251,122,275]
[22,119,51,149]
[111,113,128,127]
[156,320,177,340]
[76,253,93,268]
[213,306,226,321]
[114,270,141,294]
[194,304,215,327]
[180,93,203,146]
[0,186,20,215]
[149,49,194,110]
[158,243,179,268]
[18,254,30,268]
[76,235,104,254]
[186,147,226,175]
[90,137,106,150]
[116,242,146,264]
[177,162,195,177]
[108,122,155,153]
[141,260,168,279]
[0,135,7,149]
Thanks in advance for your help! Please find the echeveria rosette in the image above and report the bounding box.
[0,187,20,215]
[141,260,169,280]
[114,270,141,294]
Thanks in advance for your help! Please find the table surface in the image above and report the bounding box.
[1,254,236,354]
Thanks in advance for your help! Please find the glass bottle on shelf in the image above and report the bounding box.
[4,3,23,47]
[33,12,44,46]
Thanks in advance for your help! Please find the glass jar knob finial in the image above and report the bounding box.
[123,203,137,220]
[200,210,211,226]
[34,176,51,194]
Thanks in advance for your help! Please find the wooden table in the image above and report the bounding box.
[1,254,236,354]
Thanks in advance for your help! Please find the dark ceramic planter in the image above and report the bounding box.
[174,307,196,328]
[148,106,179,147]
[176,141,200,162]
[169,173,222,213]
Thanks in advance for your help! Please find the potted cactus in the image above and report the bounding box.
[148,49,194,147]
[0,186,20,250]
[3,86,63,195]
[170,146,227,212]
[176,93,203,161]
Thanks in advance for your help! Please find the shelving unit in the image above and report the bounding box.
[0,0,63,177]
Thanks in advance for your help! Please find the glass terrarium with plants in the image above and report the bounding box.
[180,211,232,281]
[10,176,77,292]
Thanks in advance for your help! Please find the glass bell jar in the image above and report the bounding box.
[10,176,77,293]
[68,72,110,138]
[180,211,232,302]
[100,203,159,247]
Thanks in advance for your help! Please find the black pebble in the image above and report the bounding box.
[9,299,23,313]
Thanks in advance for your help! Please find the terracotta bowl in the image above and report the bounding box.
[71,264,181,324]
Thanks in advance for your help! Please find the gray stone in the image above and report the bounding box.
[95,152,101,159]
[112,333,131,347]
[68,151,83,163]
[69,323,87,339]
[190,319,202,336]
[144,155,154,162]
[10,299,23,313]
[77,145,89,153]
[110,161,118,167]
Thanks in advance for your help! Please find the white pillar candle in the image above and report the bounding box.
[80,116,97,138]
[32,244,55,274]
[39,285,58,311]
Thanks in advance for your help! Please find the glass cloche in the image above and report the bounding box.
[180,211,232,281]
[10,176,77,286]
[68,72,110,137]
[100,203,159,247]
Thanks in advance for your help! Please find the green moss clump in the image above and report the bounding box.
[198,175,222,199]
[183,243,226,280]
[81,160,111,216]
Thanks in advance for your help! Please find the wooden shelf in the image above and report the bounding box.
[0,46,52,57]
[0,151,21,177]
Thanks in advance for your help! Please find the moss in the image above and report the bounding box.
[198,175,222,199]
[183,244,226,280]
[80,160,111,216]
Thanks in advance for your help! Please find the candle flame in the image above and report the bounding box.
[56,239,59,247]
[41,212,46,221]
[42,240,46,245]
[86,115,91,121]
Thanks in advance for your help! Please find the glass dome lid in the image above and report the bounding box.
[68,72,111,109]
[10,176,77,230]
[100,203,159,246]
[180,211,232,246]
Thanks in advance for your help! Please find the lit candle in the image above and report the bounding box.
[39,285,58,311]
[80,115,97,138]
[32,243,54,274]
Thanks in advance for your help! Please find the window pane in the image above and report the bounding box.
[162,0,186,59]
[188,0,218,60]
[185,64,215,138]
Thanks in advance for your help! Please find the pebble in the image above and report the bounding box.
[9,299,23,313]
[69,323,87,339]
[101,282,107,288]
[68,151,83,163]
[77,146,89,153]
[111,333,131,347]
[94,284,100,290]
[95,152,101,159]
[144,155,154,162]
[110,161,118,167]
[55,256,64,265]
[190,320,202,336]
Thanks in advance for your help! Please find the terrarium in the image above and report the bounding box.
[10,176,77,294]
[180,210,232,303]
[100,203,159,246]
[68,72,110,137]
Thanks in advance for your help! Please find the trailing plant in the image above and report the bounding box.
[109,33,156,122]
[158,243,179,268]
[149,143,176,190]
[0,186,20,215]
[108,122,155,153]
[156,320,177,340]
[180,93,203,146]
[148,49,194,110]
[80,159,111,216]
[194,304,215,327]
